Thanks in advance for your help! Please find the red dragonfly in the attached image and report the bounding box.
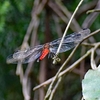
[7,29,90,64]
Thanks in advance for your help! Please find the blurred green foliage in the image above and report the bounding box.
[0,0,33,99]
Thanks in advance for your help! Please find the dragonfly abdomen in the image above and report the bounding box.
[39,48,50,60]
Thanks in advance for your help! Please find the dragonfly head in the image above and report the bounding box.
[43,43,50,49]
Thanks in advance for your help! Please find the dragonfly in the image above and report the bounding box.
[7,29,90,64]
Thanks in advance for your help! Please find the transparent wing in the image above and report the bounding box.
[13,45,43,59]
[7,50,41,64]
[50,29,90,53]
[50,29,90,45]
[7,54,20,64]
[50,42,75,54]
[21,50,42,63]
[7,45,43,64]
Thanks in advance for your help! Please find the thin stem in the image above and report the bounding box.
[44,0,84,99]
[44,44,80,99]
[55,0,84,56]
[86,9,100,14]
[33,48,91,91]
[49,77,62,100]
[33,29,100,91]
[90,43,100,69]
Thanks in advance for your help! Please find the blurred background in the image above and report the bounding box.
[0,0,100,100]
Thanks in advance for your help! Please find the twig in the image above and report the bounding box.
[82,43,95,47]
[81,1,100,74]
[48,1,80,32]
[15,0,48,99]
[33,29,100,91]
[44,0,84,99]
[59,49,90,76]
[33,41,100,91]
[55,0,84,56]
[33,77,54,91]
[48,1,68,25]
[33,47,91,91]
[44,44,80,99]
[55,0,81,31]
[76,0,97,18]
[90,42,100,69]
[86,9,100,14]
[82,0,100,28]
[49,77,62,100]
[91,49,97,69]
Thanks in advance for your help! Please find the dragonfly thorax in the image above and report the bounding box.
[43,43,50,49]
[39,43,50,61]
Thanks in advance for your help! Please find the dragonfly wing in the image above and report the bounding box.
[50,29,90,45]
[7,50,42,64]
[12,45,43,59]
[7,45,43,64]
[7,50,41,64]
[50,33,79,45]
[50,29,90,53]
[70,28,90,43]
[21,50,41,63]
[50,42,76,54]
[7,54,20,64]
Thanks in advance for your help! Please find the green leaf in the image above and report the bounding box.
[82,65,100,100]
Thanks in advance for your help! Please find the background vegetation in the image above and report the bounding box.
[0,0,100,100]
